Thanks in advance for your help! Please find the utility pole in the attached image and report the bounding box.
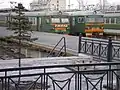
[77,0,84,10]
[103,0,106,13]
[68,0,70,10]
[99,0,102,10]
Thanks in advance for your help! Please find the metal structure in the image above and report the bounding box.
[30,0,51,10]
[97,0,117,13]
[0,62,120,90]
[76,0,84,10]
[47,37,66,57]
[78,34,120,61]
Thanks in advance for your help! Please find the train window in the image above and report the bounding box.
[46,18,50,24]
[39,18,41,25]
[104,18,106,23]
[111,18,115,24]
[29,17,36,25]
[32,18,36,25]
[114,18,117,24]
[116,18,120,23]
[106,18,109,24]
[61,18,69,23]
[33,18,36,24]
[86,15,103,23]
[31,17,33,22]
[78,17,84,23]
[29,17,33,24]
[72,17,75,26]
[86,18,95,22]
[51,18,60,23]
[95,18,104,22]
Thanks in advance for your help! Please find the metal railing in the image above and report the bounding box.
[47,37,66,57]
[0,62,120,90]
[78,34,120,61]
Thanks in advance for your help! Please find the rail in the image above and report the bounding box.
[47,37,66,57]
[0,62,120,90]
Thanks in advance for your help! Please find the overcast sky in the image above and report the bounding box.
[0,0,120,9]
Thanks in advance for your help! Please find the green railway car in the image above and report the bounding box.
[50,14,70,34]
[67,11,104,37]
[104,13,120,29]
[5,11,70,34]
[6,11,52,32]
[0,13,9,27]
[4,11,104,37]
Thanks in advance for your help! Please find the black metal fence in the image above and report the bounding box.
[78,35,120,61]
[47,37,66,57]
[0,62,120,90]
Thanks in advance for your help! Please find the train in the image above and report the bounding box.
[104,13,120,30]
[0,10,106,37]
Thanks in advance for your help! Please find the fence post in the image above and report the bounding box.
[78,33,81,53]
[107,37,112,62]
[107,37,113,89]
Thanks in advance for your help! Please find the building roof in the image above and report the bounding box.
[0,10,68,16]
[65,11,103,16]
[104,13,120,17]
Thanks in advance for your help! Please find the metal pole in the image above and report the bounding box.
[18,5,21,84]
[78,33,81,53]
[68,0,70,9]
[107,36,112,62]
[107,37,113,89]
[116,65,120,90]
[64,37,67,56]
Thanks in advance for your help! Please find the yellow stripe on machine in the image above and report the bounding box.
[85,28,104,33]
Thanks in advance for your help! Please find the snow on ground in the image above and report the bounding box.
[0,54,117,89]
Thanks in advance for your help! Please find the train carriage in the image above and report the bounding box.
[104,13,120,29]
[2,10,104,37]
[50,11,70,34]
[67,11,104,37]
[5,11,70,34]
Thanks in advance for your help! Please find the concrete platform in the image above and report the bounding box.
[0,54,93,69]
